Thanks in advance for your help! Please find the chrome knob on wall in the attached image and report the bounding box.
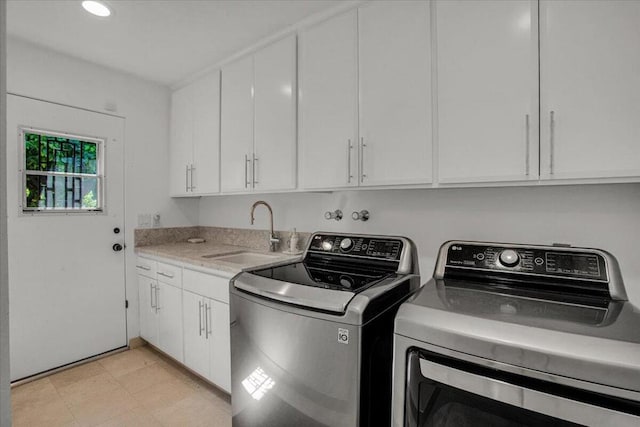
[352,210,370,222]
[324,210,343,221]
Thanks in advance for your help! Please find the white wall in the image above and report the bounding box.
[6,37,199,339]
[0,1,12,425]
[199,184,640,305]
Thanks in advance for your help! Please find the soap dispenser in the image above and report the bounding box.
[288,228,300,253]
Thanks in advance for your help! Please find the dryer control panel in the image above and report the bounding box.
[444,243,608,282]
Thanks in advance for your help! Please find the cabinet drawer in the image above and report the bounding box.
[135,257,157,279]
[156,261,182,288]
[183,268,230,304]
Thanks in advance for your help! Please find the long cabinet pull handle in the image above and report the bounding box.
[190,164,195,191]
[360,137,367,182]
[525,114,530,176]
[185,164,189,192]
[252,154,258,187]
[204,303,210,339]
[347,139,353,183]
[207,304,212,338]
[550,111,555,175]
[158,272,174,279]
[137,265,151,271]
[155,285,160,313]
[198,300,203,336]
[149,283,155,308]
[244,154,250,188]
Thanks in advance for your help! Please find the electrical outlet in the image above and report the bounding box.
[137,214,152,228]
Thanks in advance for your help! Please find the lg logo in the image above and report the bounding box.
[338,328,349,344]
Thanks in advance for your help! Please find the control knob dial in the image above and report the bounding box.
[340,238,354,252]
[499,249,520,267]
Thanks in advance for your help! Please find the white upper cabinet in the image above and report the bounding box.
[358,0,432,186]
[169,70,221,196]
[299,10,359,189]
[253,35,297,191]
[540,0,640,179]
[221,35,297,193]
[191,72,221,194]
[300,3,432,189]
[436,0,539,183]
[169,85,193,196]
[221,56,254,193]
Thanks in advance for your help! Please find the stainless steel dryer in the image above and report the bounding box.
[392,241,640,427]
[231,232,420,427]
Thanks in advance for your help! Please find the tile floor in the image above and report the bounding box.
[11,345,231,427]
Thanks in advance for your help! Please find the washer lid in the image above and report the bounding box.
[233,269,357,314]
[395,280,640,393]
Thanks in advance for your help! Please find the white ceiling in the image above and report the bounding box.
[7,0,341,86]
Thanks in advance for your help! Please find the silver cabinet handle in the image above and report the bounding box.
[550,111,555,174]
[185,164,189,192]
[155,285,160,313]
[252,154,258,187]
[347,139,353,183]
[136,265,151,271]
[157,271,174,279]
[204,303,212,339]
[525,114,530,176]
[190,164,196,191]
[149,283,156,309]
[360,137,366,182]
[244,154,250,188]
[198,300,203,337]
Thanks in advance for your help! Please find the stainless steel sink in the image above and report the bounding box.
[203,251,279,265]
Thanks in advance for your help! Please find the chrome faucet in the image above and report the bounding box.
[250,201,280,252]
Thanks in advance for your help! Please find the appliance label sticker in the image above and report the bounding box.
[338,328,349,345]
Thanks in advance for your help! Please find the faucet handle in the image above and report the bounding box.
[324,210,343,221]
[352,210,370,222]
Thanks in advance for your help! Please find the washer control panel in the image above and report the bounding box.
[309,234,403,260]
[445,243,608,282]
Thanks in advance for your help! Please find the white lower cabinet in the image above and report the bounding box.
[137,273,158,346]
[182,268,231,393]
[208,299,231,392]
[136,256,183,363]
[156,281,183,363]
[183,290,211,379]
[137,257,231,393]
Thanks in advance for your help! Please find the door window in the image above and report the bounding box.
[21,128,103,212]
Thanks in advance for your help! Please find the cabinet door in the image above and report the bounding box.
[157,282,183,362]
[183,291,209,379]
[359,1,433,186]
[192,70,221,194]
[208,299,231,392]
[299,10,359,189]
[137,275,158,346]
[253,35,297,191]
[169,85,194,196]
[436,0,539,183]
[540,0,640,179]
[221,56,254,192]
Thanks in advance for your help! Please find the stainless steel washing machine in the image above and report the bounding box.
[230,232,420,427]
[393,240,640,427]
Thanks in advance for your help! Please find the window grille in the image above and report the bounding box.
[21,128,104,212]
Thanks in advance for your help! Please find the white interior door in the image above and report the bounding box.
[7,95,127,381]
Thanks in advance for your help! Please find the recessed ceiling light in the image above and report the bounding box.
[82,0,111,18]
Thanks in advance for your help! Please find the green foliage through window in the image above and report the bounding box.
[23,131,102,211]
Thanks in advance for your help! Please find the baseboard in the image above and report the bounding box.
[128,336,147,349]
